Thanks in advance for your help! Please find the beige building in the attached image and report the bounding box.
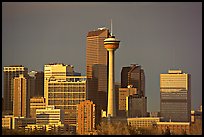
[76,100,96,135]
[118,86,137,117]
[127,117,160,129]
[3,65,28,114]
[47,76,87,132]
[160,70,191,122]
[30,97,46,118]
[13,74,30,118]
[36,105,64,125]
[44,63,74,106]
[155,122,190,135]
[25,123,64,132]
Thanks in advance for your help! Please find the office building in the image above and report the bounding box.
[2,98,4,113]
[13,117,36,130]
[13,74,30,118]
[104,34,120,117]
[3,65,28,114]
[121,64,145,96]
[44,63,75,106]
[36,105,64,125]
[47,76,87,132]
[126,94,147,118]
[160,70,191,122]
[77,100,96,135]
[127,117,160,129]
[118,85,137,117]
[115,82,121,116]
[30,97,46,118]
[28,71,44,97]
[155,122,190,135]
[2,116,13,129]
[86,28,110,124]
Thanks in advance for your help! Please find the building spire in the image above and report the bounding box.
[110,19,113,36]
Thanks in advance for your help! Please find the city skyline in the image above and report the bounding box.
[2,2,202,112]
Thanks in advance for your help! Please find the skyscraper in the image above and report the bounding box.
[121,64,145,96]
[28,71,44,98]
[160,70,191,122]
[3,65,28,114]
[47,76,87,132]
[44,63,74,106]
[126,94,147,118]
[86,28,110,124]
[13,74,30,118]
[118,85,137,117]
[76,100,95,135]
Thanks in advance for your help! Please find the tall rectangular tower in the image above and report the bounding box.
[121,64,145,96]
[3,65,28,114]
[77,100,95,135]
[28,71,44,98]
[13,74,30,117]
[160,70,191,122]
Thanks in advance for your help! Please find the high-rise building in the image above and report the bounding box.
[86,28,110,124]
[160,70,191,122]
[126,94,147,118]
[28,71,44,97]
[3,65,28,114]
[44,63,75,106]
[30,97,46,118]
[76,100,95,135]
[47,76,87,132]
[118,85,137,117]
[13,74,30,118]
[121,64,145,96]
[115,82,121,116]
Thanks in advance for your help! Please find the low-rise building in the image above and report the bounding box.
[155,122,190,135]
[127,117,160,129]
[2,115,13,129]
[30,97,46,118]
[36,105,64,125]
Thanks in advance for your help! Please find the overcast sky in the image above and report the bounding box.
[2,2,202,112]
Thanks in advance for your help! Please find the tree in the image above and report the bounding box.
[96,121,130,135]
[163,126,171,135]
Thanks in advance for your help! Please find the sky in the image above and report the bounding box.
[2,2,202,112]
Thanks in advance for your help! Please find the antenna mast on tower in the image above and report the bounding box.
[110,19,113,36]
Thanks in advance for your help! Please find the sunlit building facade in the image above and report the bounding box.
[44,63,75,106]
[3,65,28,114]
[13,74,30,118]
[118,85,137,117]
[127,117,160,129]
[30,97,46,118]
[47,76,87,132]
[76,100,95,135]
[160,70,191,122]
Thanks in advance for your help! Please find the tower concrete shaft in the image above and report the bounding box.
[104,36,120,117]
[107,49,115,117]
